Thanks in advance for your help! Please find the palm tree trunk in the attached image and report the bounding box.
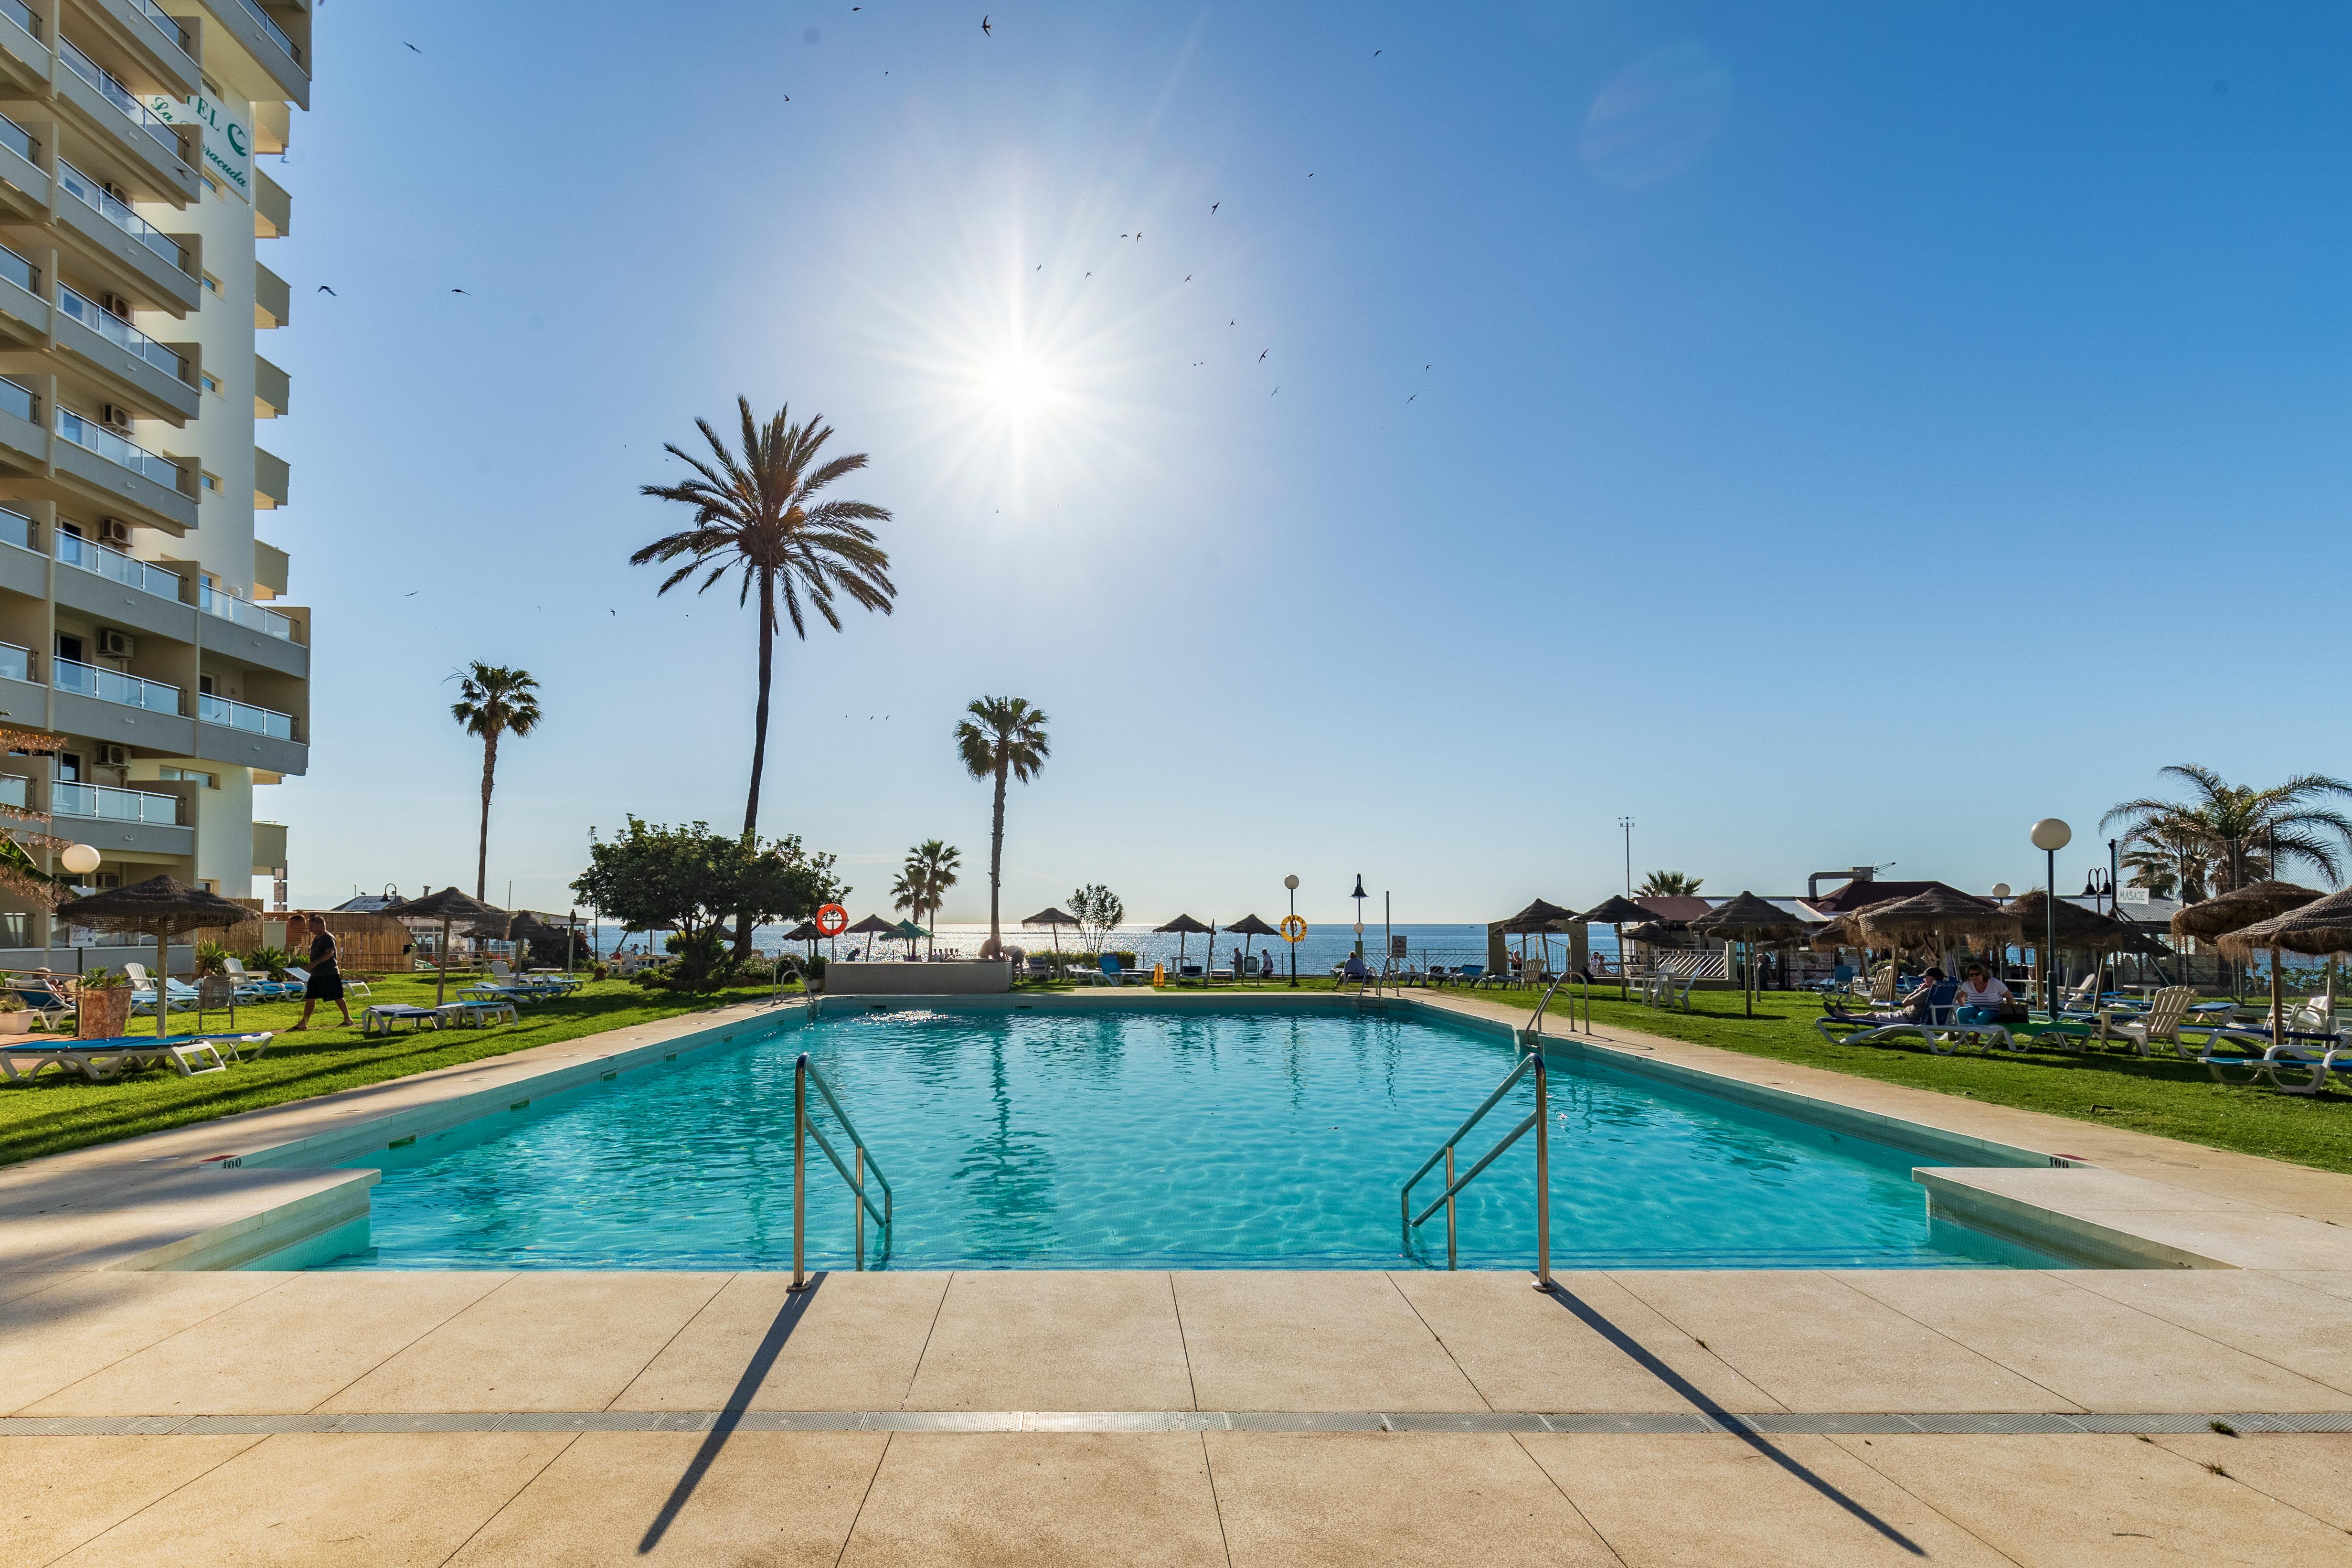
[475,729,499,901]
[989,760,1008,955]
[734,572,777,960]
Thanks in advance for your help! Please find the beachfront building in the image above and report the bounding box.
[0,0,311,959]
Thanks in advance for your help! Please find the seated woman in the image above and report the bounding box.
[1902,967,1960,1025]
[1954,963,2011,1024]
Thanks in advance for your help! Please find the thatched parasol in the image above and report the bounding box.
[1577,895,1650,999]
[1809,913,1863,953]
[2170,881,2322,943]
[52,875,254,1034]
[2211,886,2349,1046]
[1999,891,2166,955]
[841,913,896,960]
[1690,893,1811,1016]
[1499,898,1577,983]
[1155,914,1212,980]
[1021,906,1079,960]
[1225,914,1279,978]
[380,886,507,1005]
[1853,887,2018,957]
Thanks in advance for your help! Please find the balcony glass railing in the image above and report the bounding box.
[0,243,33,296]
[55,407,181,489]
[0,377,33,424]
[0,507,27,550]
[53,779,180,825]
[56,284,183,380]
[0,113,32,165]
[233,0,300,66]
[0,641,27,681]
[198,690,293,740]
[0,0,32,41]
[133,0,188,53]
[57,529,181,599]
[56,38,179,159]
[55,161,183,271]
[53,655,178,713]
[0,773,24,808]
[200,582,294,640]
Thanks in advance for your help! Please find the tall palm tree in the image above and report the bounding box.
[1638,870,1703,896]
[449,663,543,901]
[953,696,1050,957]
[891,839,961,955]
[636,396,895,955]
[2103,765,2352,895]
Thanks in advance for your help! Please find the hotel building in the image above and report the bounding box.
[0,0,311,955]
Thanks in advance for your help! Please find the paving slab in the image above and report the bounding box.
[839,1432,1229,1566]
[1391,1270,1784,1413]
[1836,1268,2352,1412]
[48,1430,572,1567]
[1202,1429,1619,1566]
[2065,1269,2352,1398]
[25,1269,513,1417]
[1174,1271,1484,1411]
[318,1272,728,1413]
[1833,1431,2352,1566]
[1607,1270,2074,1412]
[903,1271,1195,1412]
[445,1429,886,1566]
[619,1270,948,1412]
[1520,1431,2010,1566]
[2154,1433,2352,1533]
[2278,1270,2352,1302]
[0,1269,285,1413]
[0,1434,263,1566]
[2063,1208,2352,1271]
[0,1272,74,1305]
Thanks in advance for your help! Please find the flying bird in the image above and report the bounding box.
[1210,202,1219,213]
[981,15,991,34]
[404,590,417,597]
[1184,275,1191,282]
[1374,50,1382,57]
[315,285,336,295]
[1258,349,1267,362]
[1407,394,1416,402]
[404,43,421,53]
[1271,387,1279,395]
[450,288,469,295]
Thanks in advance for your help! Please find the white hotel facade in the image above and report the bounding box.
[0,0,311,955]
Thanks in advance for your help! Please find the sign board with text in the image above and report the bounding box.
[143,94,250,203]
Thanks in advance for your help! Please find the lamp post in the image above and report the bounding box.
[1618,816,1635,896]
[1284,875,1299,989]
[2031,819,2071,1014]
[59,844,97,975]
[1351,874,1367,962]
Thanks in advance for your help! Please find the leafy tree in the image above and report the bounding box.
[450,662,543,901]
[570,817,846,989]
[2103,765,2352,895]
[1070,883,1123,957]
[635,398,895,958]
[954,696,1050,956]
[1638,870,1703,897]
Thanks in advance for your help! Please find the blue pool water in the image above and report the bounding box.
[319,1004,2058,1271]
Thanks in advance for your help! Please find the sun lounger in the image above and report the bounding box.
[281,967,372,999]
[0,1031,273,1084]
[436,999,517,1028]
[4,979,74,1031]
[361,1004,441,1036]
[2095,986,2197,1056]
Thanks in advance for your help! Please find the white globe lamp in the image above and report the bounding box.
[59,843,99,876]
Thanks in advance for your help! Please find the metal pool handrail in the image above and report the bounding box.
[1399,1049,1551,1287]
[789,1051,894,1289]
[1525,970,1593,1036]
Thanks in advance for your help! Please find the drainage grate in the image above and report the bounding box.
[1901,1413,2086,1435]
[1737,1413,1921,1435]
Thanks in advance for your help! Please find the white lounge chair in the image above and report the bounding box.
[2093,986,2197,1056]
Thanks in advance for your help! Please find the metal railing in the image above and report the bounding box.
[200,582,295,640]
[0,773,23,808]
[0,640,25,682]
[790,1051,893,1288]
[0,377,34,423]
[0,0,31,40]
[57,529,181,598]
[55,160,184,271]
[55,406,181,489]
[53,654,178,713]
[1400,1048,1550,1285]
[1525,971,1593,1037]
[233,0,301,67]
[133,0,188,53]
[0,506,28,551]
[52,779,178,825]
[56,283,183,380]
[197,690,295,739]
[56,37,179,158]
[0,113,31,166]
[0,242,33,296]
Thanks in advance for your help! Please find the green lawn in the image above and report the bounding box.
[0,974,787,1168]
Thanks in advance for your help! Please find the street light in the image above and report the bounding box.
[1284,874,1300,988]
[2031,818,2071,1013]
[1351,874,1367,961]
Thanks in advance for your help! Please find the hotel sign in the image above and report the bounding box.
[142,94,251,203]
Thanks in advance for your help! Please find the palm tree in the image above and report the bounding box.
[449,663,543,901]
[891,839,961,955]
[636,396,895,955]
[953,696,1050,957]
[1638,870,1703,896]
[2102,765,2352,895]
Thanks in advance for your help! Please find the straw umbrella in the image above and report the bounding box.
[2173,881,2322,1022]
[1225,914,1279,981]
[1578,894,1651,999]
[50,875,252,1035]
[1689,892,1811,1016]
[378,886,507,1005]
[1998,890,2165,1012]
[2199,885,2333,1045]
[1501,898,1576,984]
[1854,888,2020,975]
[843,913,897,960]
[1155,914,1212,981]
[1021,906,1079,970]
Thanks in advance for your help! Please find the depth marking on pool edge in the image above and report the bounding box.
[3,1411,2344,1438]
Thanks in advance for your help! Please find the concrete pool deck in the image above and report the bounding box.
[4,989,2352,1562]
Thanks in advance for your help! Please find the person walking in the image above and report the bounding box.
[287,914,352,1031]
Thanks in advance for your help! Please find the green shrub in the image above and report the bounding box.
[193,939,231,976]
[245,945,295,981]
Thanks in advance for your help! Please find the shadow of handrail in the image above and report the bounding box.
[639,1272,825,1554]
[1538,1281,1924,1556]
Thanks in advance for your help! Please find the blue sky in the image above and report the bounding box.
[267,2,2352,921]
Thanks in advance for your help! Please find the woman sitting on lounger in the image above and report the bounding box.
[1955,964,2010,1024]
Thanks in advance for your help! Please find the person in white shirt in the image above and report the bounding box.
[1957,963,2011,1020]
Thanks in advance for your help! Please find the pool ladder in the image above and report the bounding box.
[1399,1047,1551,1288]
[789,1052,894,1290]
[1525,971,1593,1037]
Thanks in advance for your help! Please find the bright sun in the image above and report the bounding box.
[981,353,1053,416]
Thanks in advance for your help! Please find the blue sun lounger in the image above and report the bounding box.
[0,1031,274,1084]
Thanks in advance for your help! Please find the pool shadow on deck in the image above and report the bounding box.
[1538,1282,1926,1557]
[638,1272,827,1554]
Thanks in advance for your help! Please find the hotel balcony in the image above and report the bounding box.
[215,0,309,110]
[0,0,46,95]
[52,159,198,313]
[54,281,199,419]
[196,687,302,774]
[52,401,197,530]
[51,774,192,857]
[0,236,43,342]
[91,1,198,100]
[50,648,195,752]
[0,109,44,221]
[53,34,198,201]
[253,260,287,329]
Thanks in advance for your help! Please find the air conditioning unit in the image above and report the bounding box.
[100,404,131,429]
[96,744,128,768]
[100,293,130,319]
[97,518,130,547]
[96,629,134,659]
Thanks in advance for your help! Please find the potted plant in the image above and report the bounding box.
[0,992,29,1036]
[74,967,132,1040]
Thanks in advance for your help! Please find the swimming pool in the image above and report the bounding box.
[314,1001,2060,1271]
